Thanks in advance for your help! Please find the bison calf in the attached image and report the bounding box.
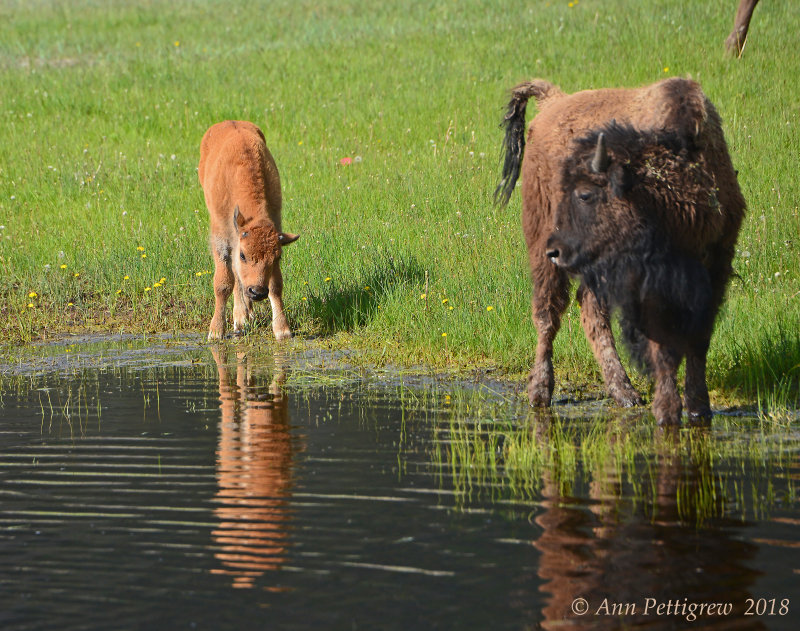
[496,78,745,425]
[199,121,299,341]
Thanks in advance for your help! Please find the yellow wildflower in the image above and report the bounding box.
[487,306,494,311]
[60,264,67,270]
[28,291,37,298]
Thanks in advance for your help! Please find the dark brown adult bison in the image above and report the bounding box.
[496,78,745,425]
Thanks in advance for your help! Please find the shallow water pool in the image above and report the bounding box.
[0,337,798,630]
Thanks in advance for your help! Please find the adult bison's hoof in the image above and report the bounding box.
[527,381,552,407]
[687,408,713,426]
[609,384,644,408]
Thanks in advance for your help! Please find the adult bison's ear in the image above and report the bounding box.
[233,206,246,230]
[279,233,300,246]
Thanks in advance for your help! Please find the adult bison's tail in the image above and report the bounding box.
[495,80,563,207]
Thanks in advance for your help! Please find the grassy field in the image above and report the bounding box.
[0,0,798,411]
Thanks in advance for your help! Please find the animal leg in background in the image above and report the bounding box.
[528,254,570,406]
[576,284,643,407]
[268,263,291,341]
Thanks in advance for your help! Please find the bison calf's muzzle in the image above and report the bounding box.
[247,287,269,302]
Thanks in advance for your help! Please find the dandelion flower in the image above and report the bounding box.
[663,66,669,73]
[325,277,332,282]
[441,332,447,337]
[441,298,449,304]
[153,282,162,288]
[60,264,67,270]
[28,291,37,298]
[420,293,427,300]
[124,275,130,280]
[486,305,494,311]
[116,289,122,295]
[137,246,145,251]
[27,303,34,308]
[68,302,74,306]
[144,287,151,292]
[141,254,147,259]
[302,297,307,301]
[195,271,203,276]
[74,273,80,278]
[364,285,370,291]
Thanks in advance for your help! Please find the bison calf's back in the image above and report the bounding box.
[198,120,299,341]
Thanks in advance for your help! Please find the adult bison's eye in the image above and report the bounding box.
[577,189,596,204]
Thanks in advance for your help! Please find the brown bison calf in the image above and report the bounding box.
[199,121,299,341]
[496,78,745,425]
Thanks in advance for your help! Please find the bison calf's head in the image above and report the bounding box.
[233,207,299,301]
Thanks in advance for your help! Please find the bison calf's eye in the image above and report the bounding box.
[240,252,246,262]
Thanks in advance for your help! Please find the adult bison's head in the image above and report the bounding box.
[544,130,640,274]
[233,206,299,301]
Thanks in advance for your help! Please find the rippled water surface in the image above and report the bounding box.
[1,337,798,630]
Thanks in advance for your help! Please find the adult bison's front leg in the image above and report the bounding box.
[646,340,683,426]
[576,284,643,407]
[684,340,712,424]
[528,258,570,406]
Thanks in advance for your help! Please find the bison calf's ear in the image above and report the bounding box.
[279,232,300,246]
[233,205,246,230]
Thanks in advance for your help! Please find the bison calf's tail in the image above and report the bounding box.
[495,80,562,207]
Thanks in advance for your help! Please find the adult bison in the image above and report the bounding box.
[199,120,299,341]
[496,78,745,425]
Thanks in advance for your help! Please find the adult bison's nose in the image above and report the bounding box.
[545,235,567,266]
[247,286,269,301]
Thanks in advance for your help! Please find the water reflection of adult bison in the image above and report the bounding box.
[530,422,763,630]
[210,348,299,589]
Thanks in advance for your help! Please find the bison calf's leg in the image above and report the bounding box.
[268,264,292,341]
[647,341,683,426]
[232,278,254,334]
[528,263,570,406]
[209,259,235,341]
[576,285,643,408]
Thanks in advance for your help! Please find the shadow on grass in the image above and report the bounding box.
[287,253,426,336]
[719,324,800,406]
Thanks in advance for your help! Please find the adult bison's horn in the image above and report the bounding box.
[591,133,609,173]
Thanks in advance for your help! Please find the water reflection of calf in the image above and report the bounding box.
[532,418,764,630]
[210,347,297,590]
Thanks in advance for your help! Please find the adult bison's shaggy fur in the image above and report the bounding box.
[496,78,745,425]
[199,121,299,341]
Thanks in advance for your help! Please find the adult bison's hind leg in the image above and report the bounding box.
[576,284,643,407]
[528,259,570,406]
[647,340,683,426]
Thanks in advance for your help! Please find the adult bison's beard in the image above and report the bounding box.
[579,236,714,375]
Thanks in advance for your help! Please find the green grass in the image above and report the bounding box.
[0,0,798,411]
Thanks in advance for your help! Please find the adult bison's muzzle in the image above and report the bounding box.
[544,234,580,271]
